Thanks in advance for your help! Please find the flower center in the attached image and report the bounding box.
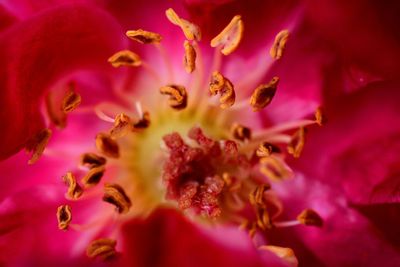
[37,7,327,262]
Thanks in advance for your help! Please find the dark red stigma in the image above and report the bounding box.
[162,127,252,217]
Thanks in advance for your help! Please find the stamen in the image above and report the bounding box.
[95,133,120,158]
[62,83,81,113]
[102,183,132,214]
[81,165,106,188]
[62,172,83,200]
[209,71,235,109]
[183,40,196,73]
[26,128,52,164]
[259,156,293,181]
[297,208,323,227]
[249,184,271,206]
[110,113,132,139]
[165,8,201,41]
[255,205,273,230]
[210,15,244,55]
[315,107,327,126]
[222,172,241,192]
[45,93,67,128]
[126,29,162,44]
[250,77,279,112]
[56,204,72,230]
[231,123,251,142]
[86,238,117,261]
[80,153,107,169]
[256,142,280,157]
[108,50,142,68]
[160,84,188,110]
[259,245,297,265]
[133,111,151,130]
[269,30,290,60]
[287,127,306,158]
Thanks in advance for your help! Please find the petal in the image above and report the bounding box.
[305,0,400,80]
[120,208,290,267]
[0,3,124,160]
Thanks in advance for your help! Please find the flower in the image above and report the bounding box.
[1,1,400,267]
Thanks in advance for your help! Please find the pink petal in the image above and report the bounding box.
[120,208,290,267]
[0,3,124,160]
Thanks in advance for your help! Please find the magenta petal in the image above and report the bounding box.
[0,3,124,160]
[121,208,289,267]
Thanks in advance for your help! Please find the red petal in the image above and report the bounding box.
[120,208,289,267]
[0,3,124,160]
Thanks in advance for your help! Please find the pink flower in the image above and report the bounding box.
[0,1,399,266]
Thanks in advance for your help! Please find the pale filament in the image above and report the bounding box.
[273,220,301,228]
[155,43,175,83]
[135,101,144,117]
[253,119,316,140]
[189,42,206,103]
[94,102,134,123]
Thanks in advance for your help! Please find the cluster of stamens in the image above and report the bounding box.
[21,7,327,263]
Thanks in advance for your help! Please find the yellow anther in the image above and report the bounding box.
[62,171,83,200]
[249,184,271,206]
[110,113,132,139]
[256,142,280,157]
[270,30,290,60]
[56,204,72,230]
[86,238,117,261]
[250,77,279,112]
[259,245,297,265]
[210,15,244,55]
[297,208,323,227]
[209,71,235,109]
[231,123,251,141]
[95,133,120,158]
[166,8,201,41]
[126,29,162,44]
[108,50,142,68]
[259,156,293,181]
[183,40,196,73]
[255,205,273,230]
[25,128,52,165]
[133,111,151,130]
[287,127,306,158]
[62,83,81,113]
[315,107,327,126]
[81,165,106,188]
[103,183,132,214]
[160,84,188,110]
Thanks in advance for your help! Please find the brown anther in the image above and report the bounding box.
[270,30,290,60]
[211,15,244,55]
[56,204,72,230]
[250,77,279,112]
[160,84,188,110]
[126,29,162,44]
[81,165,106,188]
[287,127,306,158]
[297,208,323,227]
[249,184,271,206]
[62,172,83,200]
[183,40,196,73]
[26,128,52,164]
[259,246,296,263]
[315,107,327,126]
[95,133,120,158]
[80,153,106,169]
[110,113,132,139]
[103,183,132,214]
[256,142,280,157]
[231,123,251,141]
[166,8,201,41]
[259,156,292,181]
[62,85,81,113]
[86,238,117,261]
[209,71,235,109]
[133,111,151,129]
[108,50,142,68]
